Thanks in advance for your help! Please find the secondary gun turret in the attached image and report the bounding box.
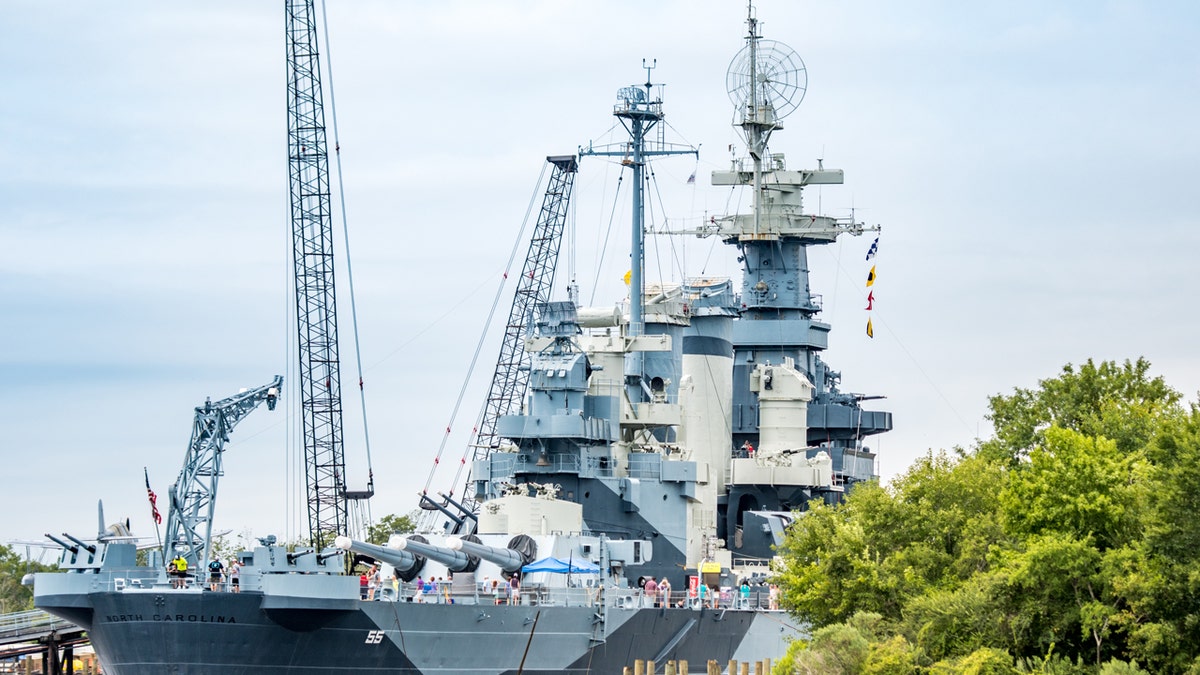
[446,534,537,574]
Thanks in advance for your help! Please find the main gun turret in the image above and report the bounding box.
[334,536,423,581]
[446,534,537,574]
[394,536,478,573]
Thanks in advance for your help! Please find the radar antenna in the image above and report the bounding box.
[726,39,806,125]
[727,1,807,233]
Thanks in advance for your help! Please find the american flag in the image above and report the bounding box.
[144,467,162,524]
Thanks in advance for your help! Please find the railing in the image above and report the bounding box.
[0,609,76,641]
[37,572,782,614]
[368,583,780,612]
[490,452,583,476]
[626,459,663,481]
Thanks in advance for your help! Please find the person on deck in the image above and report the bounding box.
[508,575,520,606]
[171,555,189,589]
[369,565,382,600]
[366,565,379,601]
[208,557,224,591]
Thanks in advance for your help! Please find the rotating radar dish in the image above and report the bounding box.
[726,39,807,121]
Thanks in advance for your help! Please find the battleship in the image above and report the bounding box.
[33,3,890,673]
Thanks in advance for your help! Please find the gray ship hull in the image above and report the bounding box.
[39,588,799,674]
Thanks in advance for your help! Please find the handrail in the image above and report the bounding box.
[0,609,76,639]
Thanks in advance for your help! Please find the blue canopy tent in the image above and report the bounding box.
[521,557,601,574]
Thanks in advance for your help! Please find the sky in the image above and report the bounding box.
[2,1,1198,556]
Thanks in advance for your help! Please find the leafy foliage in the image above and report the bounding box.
[773,358,1198,673]
[0,544,55,613]
[366,513,416,545]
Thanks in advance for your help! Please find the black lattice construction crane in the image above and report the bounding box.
[285,0,367,547]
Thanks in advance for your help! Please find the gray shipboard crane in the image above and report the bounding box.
[161,376,282,570]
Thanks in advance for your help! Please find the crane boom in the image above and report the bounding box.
[453,156,579,525]
[163,376,283,569]
[286,0,349,547]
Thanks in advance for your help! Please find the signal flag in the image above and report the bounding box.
[865,236,879,261]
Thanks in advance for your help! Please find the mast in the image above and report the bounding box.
[581,62,696,396]
[716,2,890,486]
[285,0,348,547]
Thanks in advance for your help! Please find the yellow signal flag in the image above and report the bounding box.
[623,270,632,286]
[866,318,874,338]
[866,265,876,287]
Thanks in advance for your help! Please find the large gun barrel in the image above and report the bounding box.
[446,536,529,573]
[394,537,475,573]
[334,536,418,572]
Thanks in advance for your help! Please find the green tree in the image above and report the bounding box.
[981,358,1180,464]
[366,513,415,545]
[931,647,1016,675]
[904,577,1007,662]
[862,634,919,675]
[1000,427,1143,551]
[0,544,56,613]
[1122,405,1200,671]
[774,357,1194,671]
[787,622,871,675]
[775,451,1008,628]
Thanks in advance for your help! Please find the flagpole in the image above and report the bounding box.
[145,467,163,560]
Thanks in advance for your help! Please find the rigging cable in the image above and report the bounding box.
[423,162,551,497]
[282,203,299,543]
[319,0,374,529]
[645,164,689,288]
[584,123,625,305]
[588,170,626,305]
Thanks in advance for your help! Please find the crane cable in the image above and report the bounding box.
[423,162,551,498]
[318,1,375,524]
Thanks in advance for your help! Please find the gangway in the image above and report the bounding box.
[0,609,86,672]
